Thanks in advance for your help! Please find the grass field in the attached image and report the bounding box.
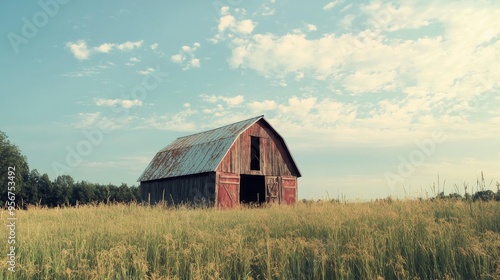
[1,200,499,279]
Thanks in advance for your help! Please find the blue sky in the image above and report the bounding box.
[1,0,499,200]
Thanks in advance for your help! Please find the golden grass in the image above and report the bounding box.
[1,200,499,279]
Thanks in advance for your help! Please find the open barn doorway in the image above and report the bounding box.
[240,174,265,205]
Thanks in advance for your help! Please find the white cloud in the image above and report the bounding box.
[212,8,256,43]
[75,112,102,128]
[236,19,256,34]
[342,71,397,93]
[218,15,235,32]
[223,95,244,106]
[277,97,317,117]
[307,24,317,32]
[341,14,356,29]
[221,6,230,16]
[190,58,200,68]
[74,112,135,130]
[170,54,183,63]
[201,94,218,103]
[200,94,244,106]
[323,1,342,11]
[95,98,143,108]
[137,67,155,75]
[155,86,498,151]
[150,43,159,50]
[75,109,198,132]
[116,40,144,51]
[66,40,90,60]
[201,1,500,148]
[66,40,145,60]
[129,57,141,62]
[260,6,275,16]
[171,42,201,70]
[144,110,197,131]
[228,33,319,75]
[220,1,500,101]
[248,100,277,112]
[95,43,113,53]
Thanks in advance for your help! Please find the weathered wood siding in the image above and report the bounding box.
[217,120,297,177]
[216,172,240,208]
[281,176,297,204]
[140,172,216,205]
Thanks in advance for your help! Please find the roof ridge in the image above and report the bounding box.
[160,136,235,151]
[176,115,263,140]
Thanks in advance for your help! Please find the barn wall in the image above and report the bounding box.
[216,172,240,208]
[281,176,297,204]
[217,121,298,177]
[140,172,216,206]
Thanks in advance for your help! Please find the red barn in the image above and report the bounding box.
[138,116,301,208]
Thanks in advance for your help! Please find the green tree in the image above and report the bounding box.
[26,170,41,205]
[0,131,30,207]
[108,184,119,202]
[54,175,75,206]
[72,181,95,205]
[130,185,140,202]
[118,183,132,202]
[94,184,109,204]
[39,173,54,206]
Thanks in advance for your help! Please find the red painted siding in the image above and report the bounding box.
[217,172,240,208]
[281,176,297,204]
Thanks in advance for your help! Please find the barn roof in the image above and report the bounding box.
[138,116,301,182]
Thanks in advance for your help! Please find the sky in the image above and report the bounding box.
[1,0,499,200]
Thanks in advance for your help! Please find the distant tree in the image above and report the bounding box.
[26,170,41,205]
[130,185,140,202]
[0,131,30,207]
[94,184,109,204]
[118,183,133,202]
[447,193,462,200]
[107,184,119,202]
[473,190,495,202]
[435,192,446,200]
[54,175,74,206]
[1,131,141,208]
[39,173,53,206]
[72,181,95,205]
[24,170,54,206]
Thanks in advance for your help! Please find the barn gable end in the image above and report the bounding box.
[216,120,300,177]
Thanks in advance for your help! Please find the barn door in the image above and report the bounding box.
[266,176,280,204]
[281,176,297,204]
[218,173,240,208]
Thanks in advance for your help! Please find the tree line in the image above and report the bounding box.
[2,130,499,208]
[1,131,140,208]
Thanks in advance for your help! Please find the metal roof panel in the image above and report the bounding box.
[138,116,263,181]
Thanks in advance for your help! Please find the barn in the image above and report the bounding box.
[138,115,301,208]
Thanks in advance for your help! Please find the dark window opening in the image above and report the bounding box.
[240,175,265,204]
[250,136,260,170]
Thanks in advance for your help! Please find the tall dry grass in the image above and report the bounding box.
[1,200,499,279]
